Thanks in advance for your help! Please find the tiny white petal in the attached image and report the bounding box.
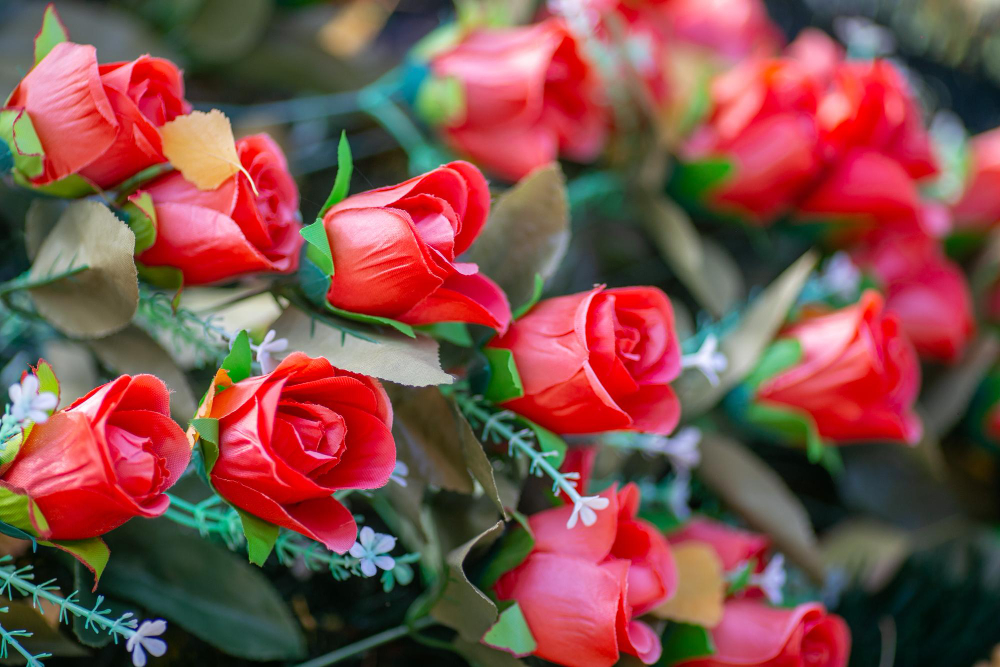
[373,555,395,571]
[21,375,38,397]
[372,534,396,554]
[358,526,375,548]
[566,503,583,529]
[34,392,58,410]
[8,383,21,404]
[131,646,148,667]
[268,338,288,352]
[578,505,597,526]
[584,495,610,511]
[262,330,276,345]
[26,409,49,424]
[360,559,377,577]
[142,637,168,658]
[349,543,366,559]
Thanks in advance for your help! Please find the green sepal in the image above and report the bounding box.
[418,322,473,347]
[221,331,253,384]
[478,512,534,591]
[726,558,756,596]
[136,262,184,308]
[0,109,44,180]
[527,422,567,469]
[743,338,802,391]
[670,158,733,201]
[415,75,466,127]
[317,131,353,216]
[123,191,158,254]
[300,220,334,276]
[0,139,12,176]
[34,4,68,65]
[0,520,37,545]
[483,347,524,403]
[512,274,544,320]
[43,537,110,590]
[324,303,415,338]
[298,254,333,307]
[0,486,47,538]
[482,601,536,657]
[659,622,715,664]
[745,400,828,464]
[13,170,94,198]
[236,508,279,566]
[191,417,220,474]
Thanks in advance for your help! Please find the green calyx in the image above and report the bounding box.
[415,75,466,127]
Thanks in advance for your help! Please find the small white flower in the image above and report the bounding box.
[654,427,702,472]
[681,335,728,387]
[251,330,288,374]
[349,526,396,577]
[667,471,692,521]
[751,553,787,604]
[566,494,610,529]
[127,619,167,667]
[8,374,57,425]
[818,252,861,301]
[389,461,409,488]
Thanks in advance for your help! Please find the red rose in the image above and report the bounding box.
[657,0,783,61]
[3,42,190,189]
[1,374,190,540]
[492,484,676,666]
[677,600,850,667]
[425,18,608,181]
[952,127,1000,231]
[320,161,510,331]
[486,285,681,435]
[199,353,395,552]
[669,517,770,572]
[754,290,922,445]
[136,133,302,285]
[853,232,975,363]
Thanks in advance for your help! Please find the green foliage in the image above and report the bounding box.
[33,5,69,65]
[659,622,716,664]
[483,347,524,403]
[482,602,536,657]
[220,330,253,384]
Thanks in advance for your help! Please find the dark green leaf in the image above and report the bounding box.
[430,520,504,641]
[100,518,307,660]
[452,398,507,518]
[236,509,279,566]
[478,523,534,590]
[483,348,524,403]
[658,622,715,664]
[526,422,566,469]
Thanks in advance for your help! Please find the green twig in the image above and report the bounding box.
[295,616,436,667]
[0,614,50,666]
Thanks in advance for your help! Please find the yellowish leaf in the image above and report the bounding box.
[652,541,725,627]
[160,109,256,193]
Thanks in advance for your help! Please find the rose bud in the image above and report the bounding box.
[669,517,770,572]
[676,599,851,667]
[491,484,675,666]
[318,161,511,332]
[0,374,190,540]
[135,133,302,285]
[739,289,922,448]
[485,285,681,435]
[952,127,1000,231]
[198,352,395,552]
[419,18,608,181]
[2,42,190,192]
[852,232,975,363]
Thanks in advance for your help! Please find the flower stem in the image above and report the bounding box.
[295,616,436,667]
[0,618,50,666]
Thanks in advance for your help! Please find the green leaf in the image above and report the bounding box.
[0,486,43,536]
[658,622,715,665]
[478,521,534,590]
[744,400,826,464]
[430,520,504,641]
[34,4,69,65]
[190,417,220,473]
[300,219,334,276]
[419,322,473,347]
[0,137,12,175]
[123,192,158,254]
[318,131,353,216]
[483,348,524,403]
[0,109,44,179]
[452,398,507,518]
[100,517,307,660]
[325,303,415,338]
[136,262,184,308]
[236,508,279,566]
[670,158,733,201]
[726,559,755,596]
[221,330,253,384]
[527,422,566,469]
[33,358,59,407]
[298,254,333,306]
[743,338,802,390]
[512,274,544,320]
[415,75,466,126]
[72,561,136,648]
[43,537,110,588]
[482,602,536,657]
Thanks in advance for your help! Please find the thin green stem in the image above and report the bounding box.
[295,616,436,667]
[0,618,49,666]
[0,265,88,297]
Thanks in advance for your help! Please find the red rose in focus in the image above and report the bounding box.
[487,285,681,435]
[952,128,1000,231]
[426,18,607,181]
[669,517,770,572]
[1,374,190,540]
[136,133,302,285]
[677,599,850,667]
[200,353,395,552]
[320,161,510,331]
[492,484,676,666]
[853,232,975,363]
[4,42,190,188]
[755,290,922,444]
